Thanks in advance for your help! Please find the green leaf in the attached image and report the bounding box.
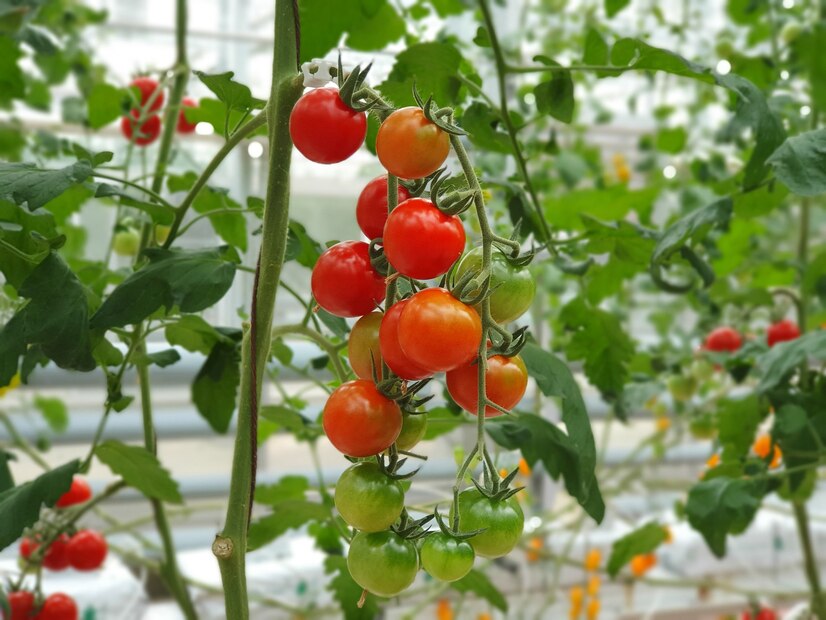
[193,71,265,113]
[248,500,329,550]
[656,126,687,153]
[766,129,826,197]
[451,569,508,612]
[0,460,77,550]
[95,441,182,503]
[0,37,24,108]
[192,340,240,433]
[0,451,14,494]
[583,27,609,67]
[317,309,349,338]
[260,404,323,442]
[0,161,93,210]
[429,0,465,16]
[756,331,826,392]
[686,476,765,557]
[90,247,237,329]
[461,102,512,153]
[543,185,659,230]
[324,556,380,619]
[378,42,464,107]
[87,82,128,130]
[33,396,68,434]
[133,349,181,368]
[717,395,765,460]
[422,406,466,440]
[165,315,234,355]
[732,181,788,218]
[607,522,668,577]
[727,0,767,24]
[605,0,631,18]
[533,58,575,123]
[0,199,61,288]
[94,183,176,225]
[192,186,248,251]
[255,475,310,505]
[345,1,405,51]
[285,219,324,268]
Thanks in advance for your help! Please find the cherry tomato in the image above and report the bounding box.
[176,97,198,133]
[383,198,466,279]
[120,111,162,146]
[446,354,527,417]
[311,241,386,318]
[289,88,366,164]
[420,532,475,582]
[6,590,34,620]
[129,76,164,112]
[397,288,482,373]
[56,477,92,508]
[376,107,450,179]
[322,380,401,457]
[66,530,107,571]
[42,534,70,571]
[742,608,778,620]
[454,489,523,559]
[35,593,77,620]
[356,175,411,240]
[454,247,536,324]
[347,530,419,597]
[379,301,433,380]
[767,319,800,347]
[396,412,427,451]
[334,462,404,532]
[154,224,171,245]
[667,375,697,403]
[113,228,141,256]
[348,312,383,380]
[19,537,37,560]
[704,327,742,352]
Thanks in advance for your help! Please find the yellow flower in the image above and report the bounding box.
[437,598,453,620]
[586,598,601,620]
[518,458,531,477]
[569,585,584,605]
[587,575,601,596]
[0,373,21,398]
[656,417,671,432]
[584,548,601,572]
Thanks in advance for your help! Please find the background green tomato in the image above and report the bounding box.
[667,375,697,402]
[455,247,535,324]
[347,531,419,597]
[334,462,404,532]
[113,228,141,256]
[420,532,475,581]
[453,489,524,558]
[396,412,427,451]
[689,412,717,439]
[347,312,383,380]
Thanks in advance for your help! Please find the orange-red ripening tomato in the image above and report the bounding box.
[348,312,383,380]
[311,241,386,318]
[376,107,450,179]
[322,380,402,457]
[356,175,411,240]
[289,88,366,164]
[177,97,198,133]
[446,354,527,417]
[120,111,161,146]
[56,477,92,508]
[379,300,433,380]
[129,76,164,112]
[383,198,466,279]
[397,288,482,372]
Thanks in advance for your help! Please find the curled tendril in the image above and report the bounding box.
[336,57,391,113]
[489,325,528,358]
[430,169,477,216]
[392,511,434,540]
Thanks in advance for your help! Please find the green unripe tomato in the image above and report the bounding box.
[689,412,716,440]
[420,532,475,582]
[715,39,734,57]
[334,462,404,532]
[396,412,427,451]
[113,228,141,256]
[691,359,714,382]
[454,247,536,324]
[780,21,803,44]
[347,531,419,597]
[154,224,171,245]
[667,375,697,402]
[453,489,524,559]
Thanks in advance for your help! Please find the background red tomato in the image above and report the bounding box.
[67,530,108,571]
[177,97,198,133]
[129,76,164,112]
[356,176,411,240]
[311,241,386,317]
[289,88,366,164]
[56,477,92,508]
[767,319,800,347]
[120,111,161,146]
[704,327,742,352]
[36,593,77,620]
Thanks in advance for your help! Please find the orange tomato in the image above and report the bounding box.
[376,107,450,179]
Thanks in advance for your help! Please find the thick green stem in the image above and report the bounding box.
[215,2,301,617]
[793,501,826,618]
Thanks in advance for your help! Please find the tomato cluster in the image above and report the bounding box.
[119,77,198,147]
[703,319,801,354]
[4,591,78,620]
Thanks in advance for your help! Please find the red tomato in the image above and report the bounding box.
[129,76,164,112]
[311,241,386,318]
[379,301,433,380]
[376,107,450,179]
[120,111,162,146]
[176,97,198,133]
[348,312,383,380]
[322,380,402,457]
[35,593,77,620]
[383,198,466,279]
[356,176,411,240]
[19,537,37,559]
[289,88,366,164]
[704,327,742,352]
[767,319,800,347]
[66,530,108,571]
[446,354,528,417]
[397,288,481,372]
[742,609,778,620]
[6,590,34,620]
[42,534,70,571]
[56,477,92,508]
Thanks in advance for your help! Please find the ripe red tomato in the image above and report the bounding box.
[378,301,433,380]
[383,198,466,279]
[176,97,198,133]
[311,241,386,318]
[120,111,161,146]
[66,530,108,571]
[35,593,77,620]
[56,477,92,508]
[348,312,383,380]
[376,107,450,179]
[767,319,800,347]
[322,380,402,457]
[289,88,366,164]
[397,288,481,372]
[129,76,164,112]
[42,534,70,571]
[356,175,411,240]
[742,608,778,620]
[19,537,37,559]
[704,327,742,352]
[446,354,528,417]
[6,590,34,620]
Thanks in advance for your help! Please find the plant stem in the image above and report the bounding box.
[270,324,350,382]
[92,172,176,209]
[793,500,826,618]
[215,2,302,617]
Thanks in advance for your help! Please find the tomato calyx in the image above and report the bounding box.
[449,264,492,306]
[367,239,391,277]
[336,58,388,114]
[488,323,529,358]
[473,459,524,503]
[429,169,476,216]
[375,443,423,481]
[375,373,434,410]
[433,505,485,540]
[391,509,434,540]
[412,84,466,136]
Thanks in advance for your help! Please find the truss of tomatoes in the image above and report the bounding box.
[118,76,199,147]
[289,83,536,598]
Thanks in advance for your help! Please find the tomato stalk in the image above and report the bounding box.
[214,1,302,617]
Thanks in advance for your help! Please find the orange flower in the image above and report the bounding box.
[584,548,601,572]
[477,614,491,620]
[570,585,585,605]
[706,453,720,468]
[752,434,782,468]
[656,417,671,432]
[499,468,509,479]
[518,458,531,477]
[586,598,601,620]
[587,575,601,596]
[437,599,453,620]
[527,536,543,562]
[630,553,656,577]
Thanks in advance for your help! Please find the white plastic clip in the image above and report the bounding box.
[300,59,337,88]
